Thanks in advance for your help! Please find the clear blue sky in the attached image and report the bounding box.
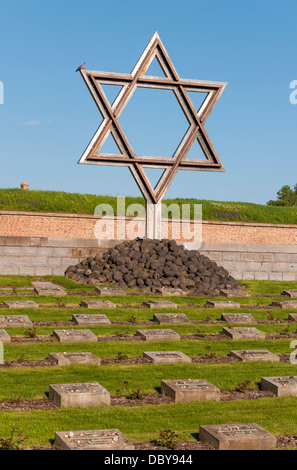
[0,0,297,205]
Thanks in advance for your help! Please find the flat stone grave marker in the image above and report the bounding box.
[143,351,191,364]
[283,290,297,298]
[223,327,265,340]
[288,313,297,322]
[143,300,178,309]
[0,329,11,343]
[0,315,33,327]
[199,423,276,450]
[53,329,97,343]
[54,429,135,450]
[261,376,297,397]
[221,313,255,324]
[230,349,279,362]
[155,287,185,296]
[136,329,180,341]
[49,352,101,366]
[2,300,39,309]
[205,301,241,309]
[161,379,220,403]
[80,300,117,309]
[95,286,126,296]
[220,289,251,297]
[72,314,111,326]
[32,282,66,296]
[271,301,297,309]
[49,382,110,408]
[153,313,190,324]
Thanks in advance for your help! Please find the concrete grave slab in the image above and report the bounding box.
[32,282,66,296]
[49,352,101,366]
[288,313,297,322]
[49,382,110,408]
[261,376,297,397]
[72,314,111,326]
[0,329,11,343]
[143,351,191,364]
[155,287,186,296]
[161,379,220,403]
[95,286,126,296]
[205,301,241,309]
[143,300,178,309]
[220,289,251,297]
[230,349,279,362]
[0,315,33,327]
[53,329,97,343]
[2,301,39,309]
[54,429,135,450]
[283,290,297,298]
[272,301,297,309]
[199,423,276,450]
[136,329,180,341]
[153,313,190,324]
[221,313,255,324]
[223,327,265,340]
[80,300,117,309]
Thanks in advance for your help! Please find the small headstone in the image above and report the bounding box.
[230,349,279,362]
[95,286,126,296]
[143,300,178,309]
[32,282,67,296]
[221,313,254,324]
[153,313,190,324]
[220,289,251,297]
[80,300,117,309]
[72,314,111,326]
[161,379,220,403]
[136,329,180,341]
[288,313,297,322]
[53,329,97,343]
[143,351,191,364]
[223,327,265,340]
[155,287,185,296]
[49,382,110,408]
[205,301,241,309]
[271,301,297,309]
[54,429,135,450]
[0,329,11,343]
[199,423,276,450]
[49,352,101,366]
[2,301,39,309]
[0,315,33,327]
[261,376,297,397]
[283,290,297,298]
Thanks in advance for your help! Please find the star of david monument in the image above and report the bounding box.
[77,32,227,239]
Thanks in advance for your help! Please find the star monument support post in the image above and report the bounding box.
[77,32,227,240]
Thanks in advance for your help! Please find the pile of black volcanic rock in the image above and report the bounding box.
[65,238,240,295]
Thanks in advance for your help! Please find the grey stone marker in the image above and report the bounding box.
[95,286,126,296]
[0,329,11,343]
[32,282,66,296]
[155,287,185,296]
[153,313,190,324]
[2,300,39,309]
[205,301,241,309]
[53,329,97,343]
[271,301,297,309]
[230,349,279,362]
[143,351,191,364]
[72,314,111,326]
[199,423,276,450]
[288,313,297,322]
[136,329,180,341]
[161,379,220,403]
[49,352,101,366]
[0,315,33,327]
[261,376,297,397]
[54,429,135,450]
[283,290,297,298]
[49,382,110,408]
[221,313,255,324]
[80,300,117,309]
[223,327,265,340]
[220,289,251,297]
[143,300,178,309]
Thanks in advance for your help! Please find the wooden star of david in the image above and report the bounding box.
[78,32,227,204]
